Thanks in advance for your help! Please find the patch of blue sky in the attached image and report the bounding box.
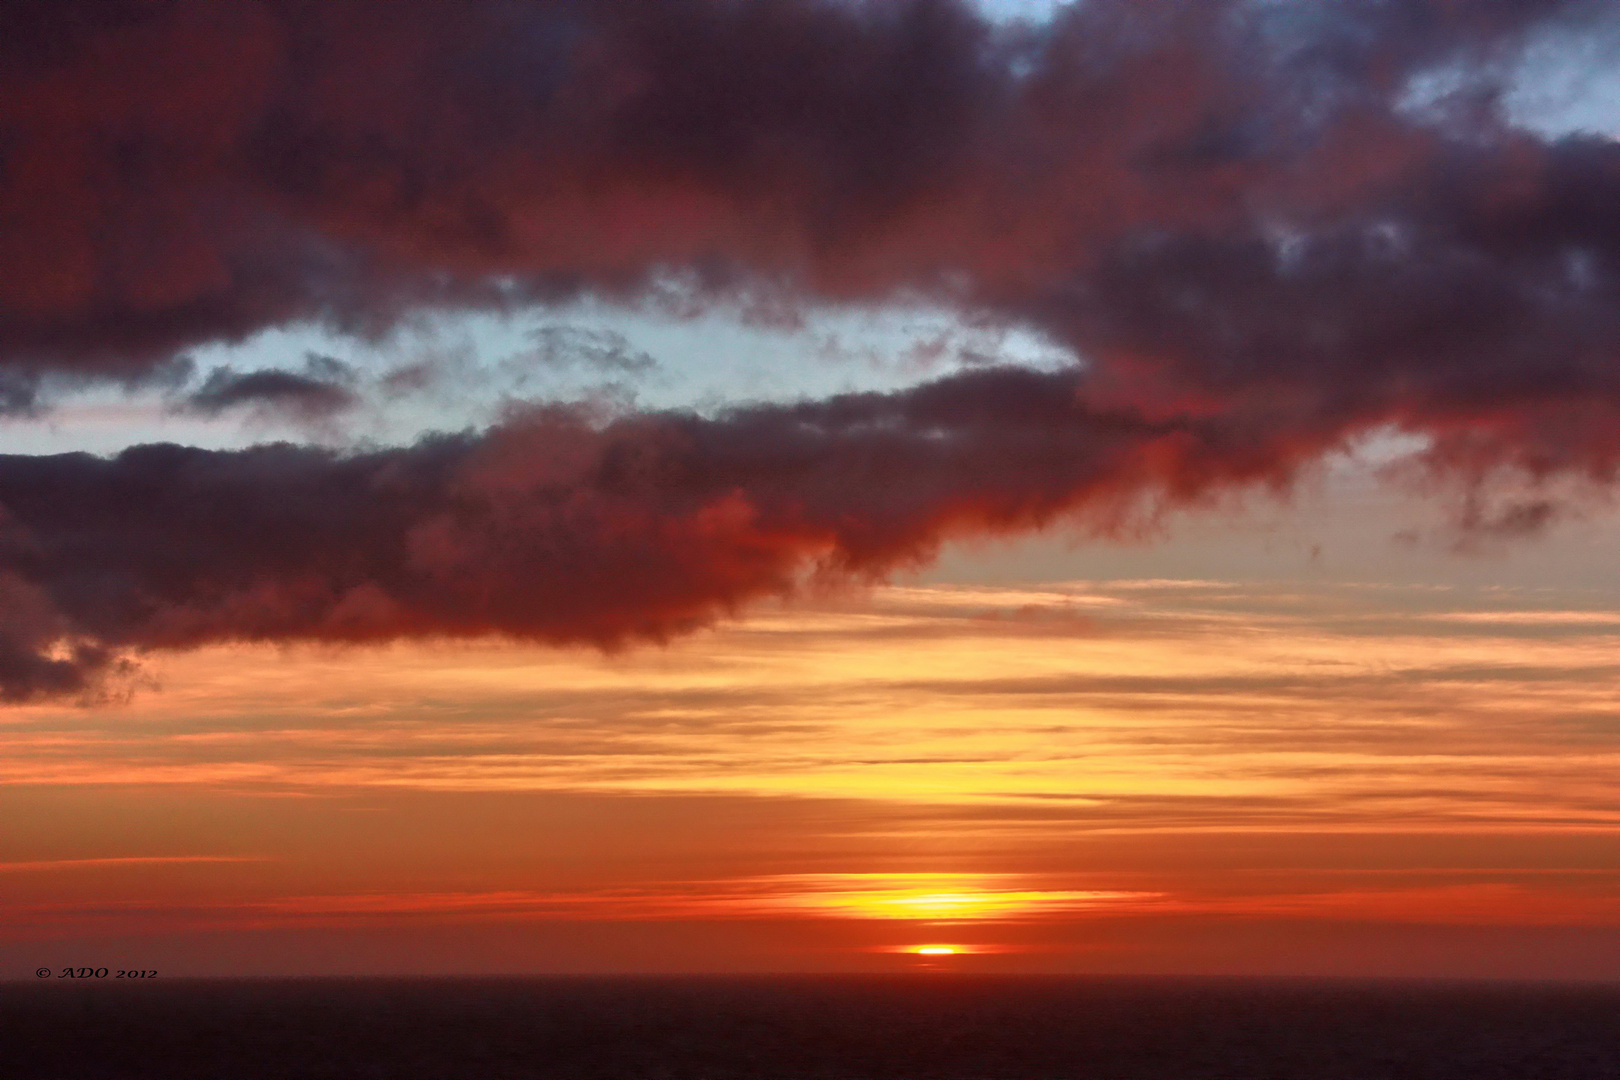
[0,302,1078,456]
[970,0,1072,26]
[1402,10,1620,142]
[1502,18,1620,141]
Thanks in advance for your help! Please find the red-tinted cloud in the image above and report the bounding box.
[0,366,1343,700]
[0,1,1604,373]
[2,0,1619,696]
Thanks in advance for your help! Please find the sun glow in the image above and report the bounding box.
[752,874,1154,921]
[914,946,957,956]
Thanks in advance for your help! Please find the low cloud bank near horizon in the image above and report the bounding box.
[2,0,1620,696]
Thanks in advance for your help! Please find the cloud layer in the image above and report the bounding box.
[0,366,1322,698]
[2,0,1619,695]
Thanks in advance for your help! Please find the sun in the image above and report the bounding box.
[913,946,958,956]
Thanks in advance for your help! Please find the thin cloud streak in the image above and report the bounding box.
[10,877,1620,938]
[4,580,1615,835]
[0,855,266,872]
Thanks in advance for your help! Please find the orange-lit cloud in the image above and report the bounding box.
[232,875,1158,924]
[701,875,1158,922]
[3,580,1615,837]
[1,575,1616,978]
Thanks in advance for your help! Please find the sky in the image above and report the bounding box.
[2,0,1619,979]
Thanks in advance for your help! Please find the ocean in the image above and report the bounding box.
[5,976,1618,1078]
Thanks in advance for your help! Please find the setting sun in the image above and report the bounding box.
[914,947,957,956]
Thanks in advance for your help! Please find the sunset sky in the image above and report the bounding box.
[2,0,1619,978]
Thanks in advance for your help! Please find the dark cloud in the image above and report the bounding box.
[0,365,1338,700]
[0,0,1603,377]
[0,0,1606,461]
[0,374,46,418]
[1,0,1619,695]
[179,352,358,419]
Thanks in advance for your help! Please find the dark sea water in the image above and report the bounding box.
[4,976,1618,1079]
